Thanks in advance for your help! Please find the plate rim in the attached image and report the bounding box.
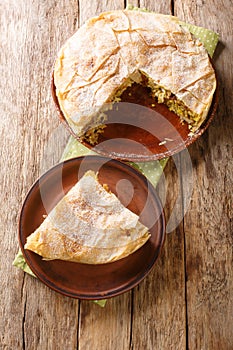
[18,155,166,299]
[51,67,219,162]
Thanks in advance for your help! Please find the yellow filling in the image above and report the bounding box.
[83,125,106,145]
[82,72,201,145]
[150,84,200,127]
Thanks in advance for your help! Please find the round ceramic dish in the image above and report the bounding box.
[51,73,218,162]
[19,156,165,300]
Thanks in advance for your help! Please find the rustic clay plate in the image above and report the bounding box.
[51,73,218,162]
[19,156,165,300]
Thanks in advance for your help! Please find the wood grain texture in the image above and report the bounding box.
[79,296,131,350]
[132,156,186,350]
[76,3,133,350]
[128,2,186,350]
[79,0,124,25]
[126,0,139,8]
[0,1,77,349]
[1,1,232,350]
[175,0,233,349]
[139,0,173,14]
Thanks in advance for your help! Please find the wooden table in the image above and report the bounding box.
[1,1,232,349]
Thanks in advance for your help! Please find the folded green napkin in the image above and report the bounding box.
[13,7,218,307]
[180,22,218,58]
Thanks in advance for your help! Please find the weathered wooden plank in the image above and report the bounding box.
[0,1,78,349]
[131,156,186,350]
[139,0,173,14]
[77,2,133,350]
[125,0,139,8]
[79,296,131,350]
[128,2,187,350]
[175,1,233,349]
[79,0,125,25]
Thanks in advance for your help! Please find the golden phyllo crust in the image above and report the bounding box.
[54,10,216,141]
[25,171,150,264]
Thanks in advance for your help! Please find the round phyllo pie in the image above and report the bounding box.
[53,10,216,145]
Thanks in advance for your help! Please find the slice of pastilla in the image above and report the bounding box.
[24,170,150,264]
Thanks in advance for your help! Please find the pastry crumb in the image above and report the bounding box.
[158,140,167,146]
[164,137,173,142]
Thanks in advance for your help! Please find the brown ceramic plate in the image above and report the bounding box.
[51,73,218,162]
[19,156,165,300]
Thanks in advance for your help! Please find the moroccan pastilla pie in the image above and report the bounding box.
[25,171,150,264]
[54,10,216,144]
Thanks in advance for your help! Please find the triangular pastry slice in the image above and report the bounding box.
[25,170,150,264]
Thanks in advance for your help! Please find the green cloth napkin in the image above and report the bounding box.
[60,136,169,187]
[13,250,36,277]
[13,7,218,307]
[180,22,218,58]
